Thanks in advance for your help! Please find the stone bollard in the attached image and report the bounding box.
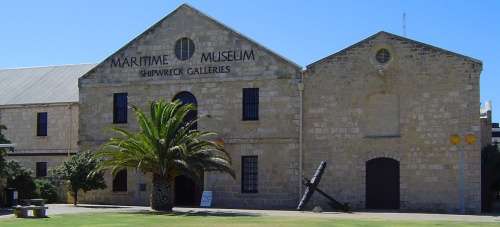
[14,206,27,218]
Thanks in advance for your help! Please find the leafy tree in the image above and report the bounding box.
[96,100,234,212]
[0,124,9,145]
[4,160,37,199]
[52,151,106,206]
[0,124,11,177]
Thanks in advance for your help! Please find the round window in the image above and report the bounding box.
[174,38,195,61]
[375,48,391,64]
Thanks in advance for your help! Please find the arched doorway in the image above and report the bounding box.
[172,91,202,206]
[366,157,400,209]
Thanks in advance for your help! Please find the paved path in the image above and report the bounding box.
[1,204,499,223]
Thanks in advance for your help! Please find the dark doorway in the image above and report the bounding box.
[172,91,202,206]
[366,157,400,209]
[174,175,203,206]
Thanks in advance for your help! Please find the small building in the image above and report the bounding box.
[0,64,94,177]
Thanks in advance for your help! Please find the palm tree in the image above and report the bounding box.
[96,100,234,211]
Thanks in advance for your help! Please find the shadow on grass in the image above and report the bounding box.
[74,205,136,209]
[129,210,261,217]
[0,208,12,216]
[355,209,500,218]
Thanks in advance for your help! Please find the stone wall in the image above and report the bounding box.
[0,103,78,174]
[303,32,482,213]
[78,5,301,208]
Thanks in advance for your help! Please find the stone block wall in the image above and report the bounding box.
[78,5,302,208]
[303,32,482,213]
[0,103,79,175]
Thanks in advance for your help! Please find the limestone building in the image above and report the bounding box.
[0,64,94,176]
[2,4,484,213]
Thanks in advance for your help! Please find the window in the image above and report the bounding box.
[139,183,147,192]
[241,156,258,193]
[242,88,259,121]
[375,48,391,64]
[113,169,127,192]
[175,38,195,61]
[36,162,47,178]
[36,112,48,136]
[172,91,197,129]
[113,93,128,124]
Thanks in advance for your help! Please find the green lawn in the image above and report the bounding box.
[0,212,498,227]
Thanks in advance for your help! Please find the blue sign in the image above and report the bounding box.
[200,191,213,208]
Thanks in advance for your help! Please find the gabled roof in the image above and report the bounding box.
[81,4,301,80]
[307,31,482,69]
[0,64,95,106]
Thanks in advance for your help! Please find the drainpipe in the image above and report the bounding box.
[298,71,305,200]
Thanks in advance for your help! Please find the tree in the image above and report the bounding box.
[96,100,234,212]
[4,160,37,199]
[0,124,11,177]
[53,151,106,206]
[0,124,9,145]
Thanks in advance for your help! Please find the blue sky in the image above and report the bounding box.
[1,1,498,121]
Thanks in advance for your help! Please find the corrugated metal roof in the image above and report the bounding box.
[0,64,95,106]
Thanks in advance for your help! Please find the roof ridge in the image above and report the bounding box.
[307,31,481,69]
[80,3,302,80]
[0,63,96,71]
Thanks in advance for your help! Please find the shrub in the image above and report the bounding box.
[4,161,37,200]
[35,179,58,203]
[52,151,106,205]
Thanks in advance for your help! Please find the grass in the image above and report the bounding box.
[0,212,498,227]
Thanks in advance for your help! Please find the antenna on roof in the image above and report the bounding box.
[402,12,407,37]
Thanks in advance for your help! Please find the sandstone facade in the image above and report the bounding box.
[78,5,301,208]
[1,103,79,173]
[1,4,484,213]
[303,32,482,212]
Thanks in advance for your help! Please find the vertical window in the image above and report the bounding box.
[173,91,198,130]
[241,156,258,193]
[113,93,128,124]
[174,38,195,61]
[242,88,259,121]
[139,183,147,192]
[36,112,47,136]
[36,162,47,178]
[113,169,127,192]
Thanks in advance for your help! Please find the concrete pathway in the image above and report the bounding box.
[0,204,499,223]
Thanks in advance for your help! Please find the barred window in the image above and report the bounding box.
[242,88,259,121]
[36,112,47,136]
[113,169,127,192]
[113,93,128,124]
[241,156,258,193]
[36,162,47,178]
[375,48,391,64]
[175,38,195,61]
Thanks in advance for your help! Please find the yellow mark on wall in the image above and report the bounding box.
[450,134,461,145]
[465,134,477,145]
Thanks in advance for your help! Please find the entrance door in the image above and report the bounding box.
[172,91,202,206]
[366,157,400,209]
[174,175,203,206]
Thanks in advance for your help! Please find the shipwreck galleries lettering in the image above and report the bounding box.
[108,49,255,77]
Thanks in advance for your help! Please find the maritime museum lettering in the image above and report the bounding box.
[109,49,254,77]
